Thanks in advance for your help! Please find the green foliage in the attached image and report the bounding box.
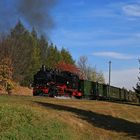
[60,48,75,64]
[10,20,28,38]
[46,44,61,68]
[39,35,49,64]
[0,21,75,86]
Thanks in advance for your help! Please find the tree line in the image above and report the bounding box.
[0,21,105,91]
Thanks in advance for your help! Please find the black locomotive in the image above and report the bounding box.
[33,65,82,97]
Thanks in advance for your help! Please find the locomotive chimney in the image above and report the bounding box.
[42,65,46,71]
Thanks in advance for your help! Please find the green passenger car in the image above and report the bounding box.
[79,80,93,99]
[107,86,121,100]
[96,83,108,99]
[120,88,127,101]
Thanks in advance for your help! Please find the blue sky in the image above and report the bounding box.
[0,0,140,89]
[50,0,140,89]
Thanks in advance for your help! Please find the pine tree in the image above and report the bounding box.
[22,29,41,86]
[39,35,49,64]
[9,21,31,83]
[60,48,75,64]
[46,43,60,68]
[10,20,27,38]
[31,27,38,39]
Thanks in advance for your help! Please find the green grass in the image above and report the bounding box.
[0,105,72,140]
[0,97,74,140]
[0,95,140,140]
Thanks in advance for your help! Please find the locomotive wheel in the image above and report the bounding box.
[48,86,58,97]
[34,90,44,96]
[38,90,44,96]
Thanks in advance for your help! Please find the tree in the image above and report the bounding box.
[10,20,27,38]
[31,27,38,39]
[96,71,105,83]
[77,56,90,79]
[60,48,75,64]
[39,35,49,64]
[8,21,32,83]
[0,57,14,94]
[77,56,105,83]
[46,43,61,68]
[134,78,140,94]
[134,59,140,102]
[0,58,12,81]
[56,61,80,75]
[22,32,41,85]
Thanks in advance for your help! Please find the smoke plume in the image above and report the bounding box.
[0,0,57,35]
[17,0,57,34]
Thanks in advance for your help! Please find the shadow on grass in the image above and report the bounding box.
[35,101,140,139]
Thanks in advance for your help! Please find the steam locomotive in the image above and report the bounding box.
[33,65,138,103]
[33,65,82,98]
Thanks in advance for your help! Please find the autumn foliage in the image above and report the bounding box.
[0,57,14,93]
[56,61,83,79]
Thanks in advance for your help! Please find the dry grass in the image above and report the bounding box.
[0,95,140,140]
[12,85,32,96]
[0,84,32,96]
[36,98,140,140]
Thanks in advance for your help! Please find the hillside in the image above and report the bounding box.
[0,95,140,140]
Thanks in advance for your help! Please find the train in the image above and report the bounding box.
[32,65,138,103]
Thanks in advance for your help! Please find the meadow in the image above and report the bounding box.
[0,95,140,140]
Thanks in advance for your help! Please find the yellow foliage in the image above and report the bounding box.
[0,57,13,92]
[6,80,15,91]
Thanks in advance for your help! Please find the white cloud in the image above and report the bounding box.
[104,68,139,90]
[123,4,140,17]
[93,52,137,60]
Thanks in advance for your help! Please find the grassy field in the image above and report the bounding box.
[0,95,140,140]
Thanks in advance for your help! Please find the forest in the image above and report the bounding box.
[0,21,104,92]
